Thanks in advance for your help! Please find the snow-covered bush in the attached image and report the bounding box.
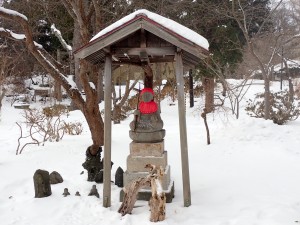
[17,105,82,153]
[245,91,300,125]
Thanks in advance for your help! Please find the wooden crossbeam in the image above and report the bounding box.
[112,47,175,57]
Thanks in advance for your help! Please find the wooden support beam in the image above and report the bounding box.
[138,30,154,88]
[140,50,150,64]
[175,50,191,207]
[112,47,175,56]
[140,28,147,48]
[103,53,112,208]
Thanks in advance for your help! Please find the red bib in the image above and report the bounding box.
[139,101,158,114]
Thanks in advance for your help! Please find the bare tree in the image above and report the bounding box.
[290,0,300,28]
[0,6,104,154]
[0,77,6,113]
[226,0,300,120]
[112,66,138,124]
[0,37,26,112]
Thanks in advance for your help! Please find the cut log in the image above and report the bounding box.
[118,164,166,222]
[149,193,166,222]
[118,177,151,216]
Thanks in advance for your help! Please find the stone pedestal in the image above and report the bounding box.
[120,140,174,203]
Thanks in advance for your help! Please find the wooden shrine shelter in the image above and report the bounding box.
[74,9,209,208]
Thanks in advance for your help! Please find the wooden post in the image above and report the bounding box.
[103,53,112,208]
[175,50,191,207]
[189,69,194,108]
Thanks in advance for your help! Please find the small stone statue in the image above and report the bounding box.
[62,188,70,197]
[75,191,81,196]
[33,169,52,198]
[82,145,103,182]
[115,166,124,187]
[88,185,99,198]
[49,171,63,184]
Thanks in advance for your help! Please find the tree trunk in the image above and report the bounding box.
[97,68,104,103]
[73,21,82,91]
[112,105,121,124]
[112,74,138,124]
[82,103,104,154]
[78,60,104,154]
[203,77,214,113]
[201,108,211,145]
[54,49,62,101]
[236,100,240,119]
[143,64,154,88]
[288,78,294,102]
[54,83,62,102]
[284,60,295,102]
[189,69,194,108]
[264,77,271,120]
[220,79,227,97]
[0,87,6,112]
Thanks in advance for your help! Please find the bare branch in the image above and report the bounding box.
[60,0,77,20]
[0,6,85,107]
[256,0,284,35]
[51,24,72,52]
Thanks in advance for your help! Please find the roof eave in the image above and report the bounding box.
[74,14,209,63]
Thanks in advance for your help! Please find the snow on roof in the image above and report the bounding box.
[274,59,300,72]
[90,9,209,51]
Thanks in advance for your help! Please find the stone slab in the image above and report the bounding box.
[127,151,168,172]
[120,181,175,203]
[123,165,171,190]
[129,129,165,143]
[130,141,165,157]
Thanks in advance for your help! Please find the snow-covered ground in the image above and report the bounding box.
[1,80,300,225]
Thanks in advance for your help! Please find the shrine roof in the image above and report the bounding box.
[90,9,209,51]
[74,9,209,66]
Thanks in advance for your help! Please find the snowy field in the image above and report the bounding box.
[1,80,300,225]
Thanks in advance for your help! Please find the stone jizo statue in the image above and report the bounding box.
[62,188,70,197]
[88,185,100,198]
[129,88,165,143]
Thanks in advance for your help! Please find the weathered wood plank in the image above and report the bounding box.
[103,53,112,208]
[175,51,191,207]
[112,47,175,56]
[140,28,147,48]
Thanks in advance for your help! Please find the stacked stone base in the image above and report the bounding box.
[120,141,174,202]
